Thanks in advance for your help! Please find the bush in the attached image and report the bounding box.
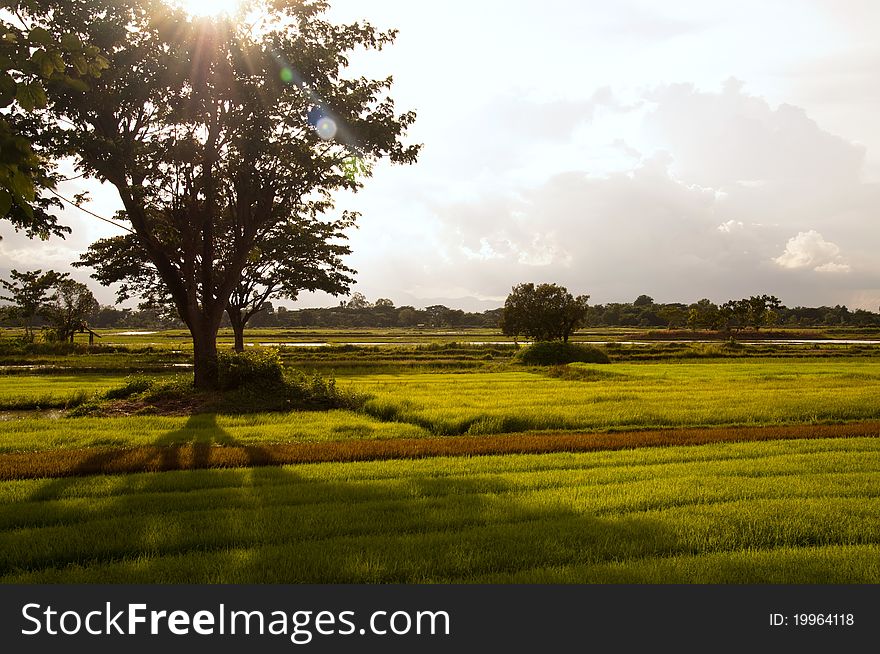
[514,341,610,366]
[217,348,285,391]
[104,375,153,399]
[70,349,361,416]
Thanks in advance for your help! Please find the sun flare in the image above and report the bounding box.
[176,0,244,18]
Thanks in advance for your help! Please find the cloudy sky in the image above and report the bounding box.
[2,0,879,310]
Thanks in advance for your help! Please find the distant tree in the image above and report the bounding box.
[41,277,98,342]
[657,305,686,329]
[745,295,781,330]
[396,305,419,326]
[345,292,372,310]
[443,307,465,327]
[686,299,722,330]
[721,299,750,331]
[374,298,395,308]
[720,295,782,332]
[91,305,128,328]
[424,305,449,328]
[500,283,590,343]
[633,294,654,307]
[0,268,65,340]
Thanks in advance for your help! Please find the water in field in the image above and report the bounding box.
[246,339,880,348]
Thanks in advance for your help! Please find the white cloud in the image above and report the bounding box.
[774,230,850,272]
[8,0,880,311]
[717,220,744,233]
[401,83,879,307]
[814,262,852,273]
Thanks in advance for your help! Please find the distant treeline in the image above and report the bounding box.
[4,293,879,331]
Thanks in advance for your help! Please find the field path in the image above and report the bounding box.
[1,421,878,480]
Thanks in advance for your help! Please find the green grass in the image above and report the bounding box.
[0,411,430,453]
[353,359,880,434]
[4,358,880,447]
[0,374,159,410]
[1,352,878,584]
[0,437,877,583]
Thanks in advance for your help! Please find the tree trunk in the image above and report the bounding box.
[227,308,246,353]
[192,323,220,390]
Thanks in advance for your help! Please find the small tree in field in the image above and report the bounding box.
[722,295,781,332]
[500,283,590,343]
[746,294,781,330]
[657,305,686,329]
[42,278,98,342]
[0,268,65,340]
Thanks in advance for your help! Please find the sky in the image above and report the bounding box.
[2,0,879,311]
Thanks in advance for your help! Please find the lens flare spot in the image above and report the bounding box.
[279,67,294,83]
[315,116,337,140]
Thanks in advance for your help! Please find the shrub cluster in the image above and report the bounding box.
[71,349,360,416]
[514,341,610,366]
[103,375,153,399]
[217,348,285,391]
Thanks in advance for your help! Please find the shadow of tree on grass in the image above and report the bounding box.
[2,419,684,583]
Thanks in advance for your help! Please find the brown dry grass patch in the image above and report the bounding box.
[0,421,878,481]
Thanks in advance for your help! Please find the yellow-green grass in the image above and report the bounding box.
[0,411,429,453]
[353,359,880,434]
[0,374,163,410]
[0,437,877,583]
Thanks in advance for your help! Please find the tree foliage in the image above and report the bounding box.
[721,295,781,331]
[500,283,590,343]
[78,208,358,351]
[0,267,64,339]
[23,0,419,387]
[0,1,108,237]
[686,298,723,330]
[41,276,98,341]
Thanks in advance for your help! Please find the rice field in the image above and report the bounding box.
[0,411,429,454]
[0,438,877,583]
[2,359,880,452]
[0,374,152,410]
[1,345,879,583]
[354,359,880,434]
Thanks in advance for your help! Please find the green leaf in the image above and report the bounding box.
[15,84,35,112]
[6,178,33,218]
[31,83,48,108]
[28,27,52,46]
[71,54,88,76]
[50,52,65,72]
[31,50,55,78]
[0,189,12,217]
[61,75,89,93]
[17,81,48,110]
[10,169,35,202]
[60,33,82,51]
[0,74,15,107]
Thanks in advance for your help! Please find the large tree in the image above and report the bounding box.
[24,0,418,387]
[78,207,357,351]
[500,283,590,343]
